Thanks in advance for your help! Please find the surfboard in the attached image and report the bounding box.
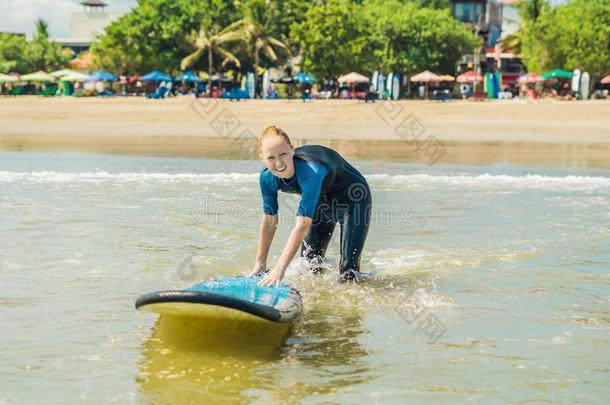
[377,73,384,100]
[580,72,590,100]
[571,69,581,93]
[372,71,379,92]
[246,72,256,99]
[392,74,400,100]
[262,70,270,98]
[386,72,394,99]
[135,276,302,324]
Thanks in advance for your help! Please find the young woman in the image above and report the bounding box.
[249,125,372,286]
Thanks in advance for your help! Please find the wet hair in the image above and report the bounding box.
[258,124,292,152]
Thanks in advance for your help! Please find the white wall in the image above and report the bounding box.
[69,12,123,40]
[501,4,519,37]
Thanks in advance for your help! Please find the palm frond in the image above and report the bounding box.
[217,47,241,68]
[181,48,205,70]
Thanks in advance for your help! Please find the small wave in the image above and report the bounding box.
[367,173,610,191]
[0,171,258,184]
[1,171,609,191]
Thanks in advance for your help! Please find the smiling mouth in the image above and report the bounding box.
[275,165,287,173]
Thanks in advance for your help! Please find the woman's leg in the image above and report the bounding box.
[301,219,336,272]
[338,193,372,281]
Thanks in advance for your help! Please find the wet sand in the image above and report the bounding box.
[1,97,609,167]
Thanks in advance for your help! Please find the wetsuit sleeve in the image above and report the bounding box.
[297,163,328,218]
[259,170,278,215]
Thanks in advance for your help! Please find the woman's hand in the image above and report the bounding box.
[248,261,268,277]
[258,265,286,287]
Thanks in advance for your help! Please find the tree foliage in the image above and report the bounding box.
[290,0,369,78]
[292,0,477,78]
[91,0,237,74]
[181,23,242,88]
[0,19,71,73]
[362,0,478,74]
[0,34,28,73]
[24,19,72,72]
[518,0,610,79]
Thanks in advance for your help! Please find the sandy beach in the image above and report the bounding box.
[1,97,609,166]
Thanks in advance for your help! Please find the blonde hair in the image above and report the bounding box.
[258,124,292,152]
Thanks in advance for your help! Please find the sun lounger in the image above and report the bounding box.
[146,85,169,99]
[221,88,249,101]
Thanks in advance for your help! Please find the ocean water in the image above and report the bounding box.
[0,151,609,404]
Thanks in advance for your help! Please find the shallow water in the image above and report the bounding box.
[1,151,609,404]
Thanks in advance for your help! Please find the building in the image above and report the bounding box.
[451,0,525,87]
[450,0,502,48]
[499,0,520,38]
[56,0,125,54]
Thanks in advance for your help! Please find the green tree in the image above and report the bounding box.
[291,0,369,78]
[91,0,237,74]
[266,0,311,44]
[410,0,450,8]
[362,0,478,74]
[23,19,71,72]
[519,0,610,81]
[229,0,291,92]
[0,33,28,73]
[181,23,242,91]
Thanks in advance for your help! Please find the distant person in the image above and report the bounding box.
[460,84,470,99]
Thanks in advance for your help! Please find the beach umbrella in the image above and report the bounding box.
[440,74,455,82]
[20,71,56,82]
[599,74,610,84]
[338,72,369,84]
[140,70,172,82]
[410,70,441,82]
[88,70,118,81]
[541,69,573,80]
[294,72,316,84]
[518,73,544,84]
[456,71,483,83]
[0,73,18,82]
[50,68,78,78]
[60,71,90,82]
[410,71,441,99]
[176,71,201,82]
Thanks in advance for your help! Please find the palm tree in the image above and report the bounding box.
[228,0,291,96]
[35,19,49,38]
[180,23,242,94]
[498,32,521,54]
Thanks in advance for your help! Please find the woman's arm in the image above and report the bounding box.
[250,214,278,275]
[259,216,311,286]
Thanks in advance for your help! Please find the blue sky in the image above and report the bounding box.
[0,0,137,38]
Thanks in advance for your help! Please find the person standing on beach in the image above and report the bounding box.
[249,125,372,286]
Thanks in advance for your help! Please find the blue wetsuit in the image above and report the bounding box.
[259,145,372,279]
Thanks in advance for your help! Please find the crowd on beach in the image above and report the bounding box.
[1,66,609,102]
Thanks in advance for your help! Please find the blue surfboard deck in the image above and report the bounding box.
[135,276,302,324]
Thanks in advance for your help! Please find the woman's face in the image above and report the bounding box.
[260,136,295,179]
